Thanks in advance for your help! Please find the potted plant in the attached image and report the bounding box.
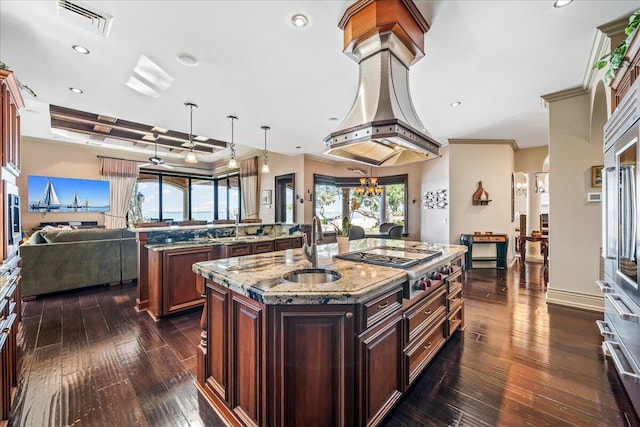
[332,215,351,253]
[594,10,640,84]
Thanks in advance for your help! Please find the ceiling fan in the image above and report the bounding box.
[139,134,173,169]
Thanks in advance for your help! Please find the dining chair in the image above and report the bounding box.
[379,222,395,233]
[349,225,365,241]
[387,225,403,239]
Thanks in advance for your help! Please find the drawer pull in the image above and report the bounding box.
[377,301,389,309]
[606,294,640,322]
[424,310,432,316]
[424,342,432,350]
[345,312,353,319]
[604,341,640,384]
[596,280,615,294]
[595,320,614,339]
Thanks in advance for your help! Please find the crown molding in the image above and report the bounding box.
[540,86,589,106]
[447,138,519,152]
[583,17,630,91]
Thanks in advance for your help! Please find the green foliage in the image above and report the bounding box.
[331,215,352,237]
[0,61,37,97]
[594,10,640,84]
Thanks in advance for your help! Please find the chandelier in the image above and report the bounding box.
[356,172,383,196]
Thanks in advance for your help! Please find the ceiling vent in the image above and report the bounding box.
[57,0,113,37]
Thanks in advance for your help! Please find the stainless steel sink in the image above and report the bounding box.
[282,269,342,284]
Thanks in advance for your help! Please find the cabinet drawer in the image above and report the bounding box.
[447,300,465,336]
[447,282,463,311]
[489,236,506,242]
[404,286,446,344]
[360,288,403,332]
[474,236,489,242]
[252,241,274,254]
[405,317,447,386]
[229,244,252,257]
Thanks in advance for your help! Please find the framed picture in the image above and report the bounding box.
[591,165,603,188]
[261,189,272,205]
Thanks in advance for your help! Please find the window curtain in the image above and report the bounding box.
[240,157,259,219]
[100,158,139,229]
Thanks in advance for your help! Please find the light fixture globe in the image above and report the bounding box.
[185,150,198,163]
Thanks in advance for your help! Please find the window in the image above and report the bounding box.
[134,171,241,223]
[313,174,408,233]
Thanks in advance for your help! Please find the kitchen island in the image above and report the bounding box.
[193,239,467,427]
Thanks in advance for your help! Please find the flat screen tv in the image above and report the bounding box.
[27,175,110,213]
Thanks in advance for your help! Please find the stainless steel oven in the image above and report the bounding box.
[4,181,20,257]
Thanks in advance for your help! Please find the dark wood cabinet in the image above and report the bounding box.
[148,247,212,319]
[251,240,274,255]
[206,282,230,404]
[356,310,403,427]
[230,293,265,426]
[221,242,252,258]
[0,69,23,175]
[270,304,355,427]
[274,237,302,251]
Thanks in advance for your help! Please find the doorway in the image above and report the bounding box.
[275,173,295,223]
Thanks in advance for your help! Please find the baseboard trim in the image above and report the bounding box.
[546,287,604,312]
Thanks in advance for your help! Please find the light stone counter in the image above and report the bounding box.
[192,239,467,305]
[146,233,304,252]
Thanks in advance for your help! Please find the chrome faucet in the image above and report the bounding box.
[302,216,324,269]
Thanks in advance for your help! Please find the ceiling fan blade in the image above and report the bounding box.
[139,162,152,168]
[160,163,174,169]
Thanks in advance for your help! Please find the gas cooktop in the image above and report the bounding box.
[334,245,442,269]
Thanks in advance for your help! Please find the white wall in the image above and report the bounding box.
[546,89,603,311]
[421,145,450,244]
[449,143,515,257]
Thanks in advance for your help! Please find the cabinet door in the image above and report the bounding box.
[356,310,403,427]
[206,282,230,404]
[163,248,210,315]
[230,294,264,426]
[1,80,20,174]
[271,305,355,427]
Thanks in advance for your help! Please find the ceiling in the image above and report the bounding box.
[0,0,637,170]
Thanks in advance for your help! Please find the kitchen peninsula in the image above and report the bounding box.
[193,239,466,427]
[133,223,303,319]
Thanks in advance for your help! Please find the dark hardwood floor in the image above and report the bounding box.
[8,262,639,426]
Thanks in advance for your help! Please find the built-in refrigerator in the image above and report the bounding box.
[599,78,640,415]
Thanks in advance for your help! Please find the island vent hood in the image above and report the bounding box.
[324,0,440,167]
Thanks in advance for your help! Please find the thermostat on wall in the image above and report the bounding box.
[587,192,601,203]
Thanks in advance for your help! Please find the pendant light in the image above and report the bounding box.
[227,115,238,168]
[184,102,198,164]
[355,167,383,197]
[261,125,270,174]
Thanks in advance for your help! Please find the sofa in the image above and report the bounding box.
[19,228,137,298]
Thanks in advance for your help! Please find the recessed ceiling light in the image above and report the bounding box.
[291,14,308,27]
[296,145,301,149]
[450,101,461,107]
[553,0,573,8]
[72,45,90,54]
[69,87,83,94]
[177,52,199,67]
[328,117,338,122]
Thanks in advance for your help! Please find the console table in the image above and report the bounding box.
[460,234,508,270]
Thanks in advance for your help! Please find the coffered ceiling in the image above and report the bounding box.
[0,0,637,169]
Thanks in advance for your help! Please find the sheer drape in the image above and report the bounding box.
[100,158,139,229]
[240,157,259,219]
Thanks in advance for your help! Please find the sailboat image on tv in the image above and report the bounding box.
[30,179,61,211]
[27,175,110,213]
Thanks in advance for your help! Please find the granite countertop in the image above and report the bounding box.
[192,239,467,305]
[146,233,304,252]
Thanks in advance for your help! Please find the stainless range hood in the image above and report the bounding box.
[324,0,440,167]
